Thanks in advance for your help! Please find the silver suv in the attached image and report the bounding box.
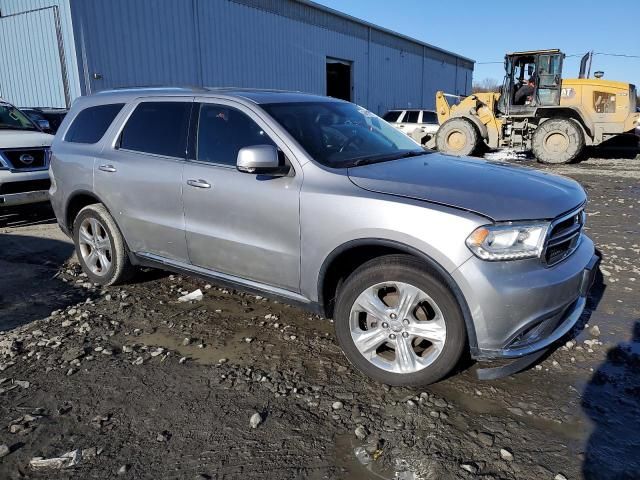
[50,88,598,386]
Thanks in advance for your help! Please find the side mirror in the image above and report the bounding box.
[36,119,51,131]
[236,145,290,176]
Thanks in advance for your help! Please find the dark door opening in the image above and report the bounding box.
[326,58,352,102]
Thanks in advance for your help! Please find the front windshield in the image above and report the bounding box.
[261,101,426,168]
[0,102,38,131]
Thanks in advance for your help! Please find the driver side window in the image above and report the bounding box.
[196,104,276,166]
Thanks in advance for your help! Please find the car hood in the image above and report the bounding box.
[347,153,586,222]
[0,130,53,149]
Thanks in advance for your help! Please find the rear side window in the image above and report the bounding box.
[404,111,419,123]
[383,111,401,122]
[120,102,191,158]
[421,111,437,124]
[65,103,124,143]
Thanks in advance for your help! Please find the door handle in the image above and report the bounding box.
[98,164,117,173]
[187,179,211,189]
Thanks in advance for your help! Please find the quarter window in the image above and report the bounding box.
[65,103,124,144]
[383,111,401,122]
[120,102,191,157]
[196,104,275,166]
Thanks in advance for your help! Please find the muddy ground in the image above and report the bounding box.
[1,149,639,480]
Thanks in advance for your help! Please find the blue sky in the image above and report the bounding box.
[315,0,639,86]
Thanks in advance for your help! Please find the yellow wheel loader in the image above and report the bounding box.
[428,49,639,164]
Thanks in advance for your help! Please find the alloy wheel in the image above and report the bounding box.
[78,217,113,276]
[349,281,447,374]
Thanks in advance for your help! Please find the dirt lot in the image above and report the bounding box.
[1,150,639,480]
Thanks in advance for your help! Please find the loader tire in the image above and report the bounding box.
[436,118,480,157]
[532,118,584,164]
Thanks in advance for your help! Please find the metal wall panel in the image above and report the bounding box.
[70,0,200,95]
[0,0,80,107]
[196,0,372,104]
[0,0,472,114]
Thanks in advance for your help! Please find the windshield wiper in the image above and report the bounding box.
[350,150,426,167]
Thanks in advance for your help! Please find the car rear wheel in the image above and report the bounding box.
[73,204,134,286]
[436,118,480,157]
[334,255,466,386]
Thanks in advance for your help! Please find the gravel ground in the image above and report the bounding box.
[1,149,639,480]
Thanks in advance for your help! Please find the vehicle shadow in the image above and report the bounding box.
[581,319,640,479]
[582,144,639,161]
[0,230,86,332]
[0,203,57,228]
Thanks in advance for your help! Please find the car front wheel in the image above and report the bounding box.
[334,255,466,386]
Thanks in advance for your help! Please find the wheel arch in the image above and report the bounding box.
[317,238,478,353]
[65,190,104,232]
[450,113,488,141]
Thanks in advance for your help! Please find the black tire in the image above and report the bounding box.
[334,255,467,386]
[532,118,585,164]
[436,118,480,156]
[72,204,135,286]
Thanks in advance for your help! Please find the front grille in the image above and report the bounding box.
[543,207,585,266]
[1,148,48,170]
[0,179,51,195]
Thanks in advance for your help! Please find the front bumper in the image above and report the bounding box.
[0,169,51,207]
[453,234,597,360]
[0,189,49,207]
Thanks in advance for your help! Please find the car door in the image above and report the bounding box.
[182,99,302,291]
[94,98,191,262]
[399,110,419,136]
[420,110,440,134]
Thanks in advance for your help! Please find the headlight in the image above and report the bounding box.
[466,222,550,261]
[0,154,9,170]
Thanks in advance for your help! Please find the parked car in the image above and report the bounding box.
[50,88,598,386]
[383,109,439,143]
[0,99,54,207]
[21,107,68,134]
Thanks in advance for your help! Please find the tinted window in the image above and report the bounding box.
[421,111,438,124]
[404,111,419,123]
[120,102,191,157]
[65,103,124,143]
[262,102,423,168]
[196,104,275,166]
[382,111,401,122]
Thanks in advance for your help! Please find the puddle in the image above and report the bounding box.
[136,330,254,365]
[429,383,589,442]
[334,434,420,480]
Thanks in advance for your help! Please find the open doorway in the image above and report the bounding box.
[326,58,352,102]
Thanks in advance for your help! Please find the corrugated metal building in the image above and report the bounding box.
[0,0,473,114]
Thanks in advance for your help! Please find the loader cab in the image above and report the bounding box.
[498,49,564,115]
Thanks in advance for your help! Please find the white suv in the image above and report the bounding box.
[383,109,439,143]
[0,99,53,207]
